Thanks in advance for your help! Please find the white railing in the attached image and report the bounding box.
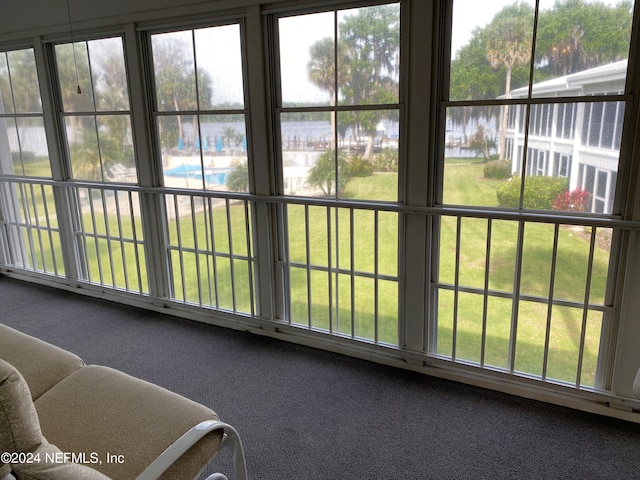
[164,193,255,316]
[2,176,635,391]
[72,185,147,294]
[432,213,615,389]
[283,202,399,346]
[0,178,64,277]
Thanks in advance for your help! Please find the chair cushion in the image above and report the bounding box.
[0,359,110,480]
[34,365,224,480]
[0,325,84,401]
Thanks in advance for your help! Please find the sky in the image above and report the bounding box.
[451,0,624,55]
[198,0,628,104]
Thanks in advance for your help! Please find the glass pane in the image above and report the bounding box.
[533,0,632,96]
[546,307,602,387]
[16,117,51,177]
[0,52,14,114]
[281,111,332,196]
[378,279,398,345]
[337,4,400,106]
[378,211,397,278]
[200,114,248,192]
[443,105,518,207]
[194,24,244,109]
[520,222,554,298]
[487,220,518,295]
[279,12,334,107]
[6,49,42,113]
[159,115,203,189]
[55,42,95,112]
[436,288,454,357]
[0,117,22,175]
[516,101,621,213]
[337,110,398,201]
[457,217,488,291]
[152,31,197,111]
[450,0,535,101]
[96,115,135,183]
[484,295,512,370]
[455,291,484,363]
[66,115,101,181]
[88,37,130,111]
[514,300,546,377]
[438,215,457,285]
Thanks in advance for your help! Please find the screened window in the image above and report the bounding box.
[276,4,401,344]
[447,0,631,212]
[439,0,634,387]
[149,24,255,314]
[278,4,400,201]
[54,37,135,183]
[51,37,147,292]
[0,49,50,178]
[0,48,62,275]
[150,25,248,192]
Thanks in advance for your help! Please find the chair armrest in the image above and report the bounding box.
[135,420,247,480]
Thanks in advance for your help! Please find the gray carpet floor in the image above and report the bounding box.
[1,275,639,480]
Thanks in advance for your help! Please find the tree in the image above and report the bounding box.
[0,49,42,114]
[449,28,511,143]
[306,37,346,148]
[468,125,497,163]
[449,0,633,147]
[535,0,633,77]
[307,150,349,196]
[226,162,249,192]
[339,5,400,157]
[54,39,136,178]
[222,126,240,149]
[152,33,213,150]
[307,150,372,196]
[306,5,400,158]
[484,2,534,160]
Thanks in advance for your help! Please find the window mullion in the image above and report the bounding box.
[123,24,171,298]
[246,8,279,321]
[401,0,436,354]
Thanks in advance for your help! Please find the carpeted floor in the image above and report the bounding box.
[1,275,639,480]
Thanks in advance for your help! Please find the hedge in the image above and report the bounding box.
[497,175,568,210]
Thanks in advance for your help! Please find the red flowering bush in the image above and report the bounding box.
[552,187,590,212]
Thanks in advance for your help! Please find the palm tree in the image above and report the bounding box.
[307,37,338,147]
[222,126,239,149]
[485,2,534,160]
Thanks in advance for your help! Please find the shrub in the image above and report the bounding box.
[372,149,398,172]
[552,187,590,212]
[497,175,568,209]
[345,156,373,178]
[468,125,497,162]
[483,160,512,180]
[226,163,249,192]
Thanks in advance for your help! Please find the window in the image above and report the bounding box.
[1,0,640,410]
[276,4,400,343]
[149,24,255,313]
[55,38,135,183]
[151,25,247,192]
[52,37,147,292]
[441,0,633,386]
[0,48,62,274]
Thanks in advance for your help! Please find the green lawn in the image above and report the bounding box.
[16,160,610,386]
[281,163,609,385]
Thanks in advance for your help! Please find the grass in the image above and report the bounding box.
[281,164,610,385]
[14,160,611,386]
